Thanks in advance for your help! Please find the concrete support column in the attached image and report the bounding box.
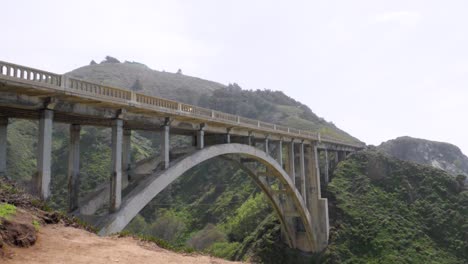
[337,151,346,162]
[0,117,8,177]
[286,141,295,184]
[197,128,205,150]
[36,109,53,200]
[247,132,253,146]
[225,128,231,144]
[277,140,283,168]
[323,149,329,184]
[110,119,123,212]
[306,144,329,251]
[161,124,170,169]
[299,142,306,201]
[68,124,80,212]
[122,129,132,186]
[264,137,269,155]
[334,151,339,165]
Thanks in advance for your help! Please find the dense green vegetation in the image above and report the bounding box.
[324,150,467,263]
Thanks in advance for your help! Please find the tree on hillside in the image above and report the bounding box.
[102,56,121,64]
[89,60,97,65]
[176,69,183,75]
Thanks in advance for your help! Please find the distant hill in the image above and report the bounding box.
[67,56,361,143]
[377,136,468,178]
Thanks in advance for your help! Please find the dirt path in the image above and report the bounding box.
[2,225,243,264]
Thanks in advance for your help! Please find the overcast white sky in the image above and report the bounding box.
[1,0,467,154]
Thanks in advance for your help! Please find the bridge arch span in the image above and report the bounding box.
[98,143,317,251]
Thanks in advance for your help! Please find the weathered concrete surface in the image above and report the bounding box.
[0,117,7,176]
[122,129,132,186]
[36,109,53,199]
[161,125,170,169]
[68,124,81,212]
[98,144,324,252]
[110,119,123,212]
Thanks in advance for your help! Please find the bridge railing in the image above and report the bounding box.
[68,78,132,102]
[0,61,61,86]
[0,60,365,148]
[136,93,179,110]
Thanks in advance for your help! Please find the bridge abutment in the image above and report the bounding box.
[0,117,7,177]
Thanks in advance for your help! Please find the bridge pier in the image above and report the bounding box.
[264,136,269,154]
[110,119,123,212]
[323,149,329,184]
[225,128,231,144]
[286,140,295,185]
[299,142,306,201]
[0,117,7,177]
[337,150,346,162]
[122,129,132,185]
[306,144,329,251]
[68,124,81,212]
[277,140,283,168]
[161,123,170,169]
[196,125,205,150]
[36,109,53,200]
[247,131,254,146]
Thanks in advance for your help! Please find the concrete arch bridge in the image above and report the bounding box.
[0,60,363,252]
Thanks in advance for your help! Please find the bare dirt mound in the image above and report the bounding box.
[2,224,243,264]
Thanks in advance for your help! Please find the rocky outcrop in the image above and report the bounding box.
[378,136,468,181]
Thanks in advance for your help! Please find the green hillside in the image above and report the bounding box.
[67,57,359,142]
[325,149,467,263]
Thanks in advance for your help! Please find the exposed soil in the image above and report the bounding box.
[2,224,243,264]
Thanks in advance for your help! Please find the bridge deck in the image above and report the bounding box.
[0,60,363,150]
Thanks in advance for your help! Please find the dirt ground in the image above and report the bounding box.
[2,224,244,264]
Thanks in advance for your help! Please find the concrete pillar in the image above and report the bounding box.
[247,132,253,146]
[299,142,306,201]
[0,117,7,177]
[277,140,283,168]
[68,124,80,212]
[110,119,123,212]
[265,137,269,155]
[225,133,231,144]
[36,109,53,200]
[197,130,204,149]
[287,141,295,184]
[337,151,346,162]
[306,144,329,250]
[122,129,132,185]
[161,124,170,169]
[323,149,329,184]
[334,151,339,165]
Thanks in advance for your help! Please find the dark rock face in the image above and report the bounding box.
[378,136,468,178]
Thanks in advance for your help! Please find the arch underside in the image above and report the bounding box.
[97,144,318,251]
